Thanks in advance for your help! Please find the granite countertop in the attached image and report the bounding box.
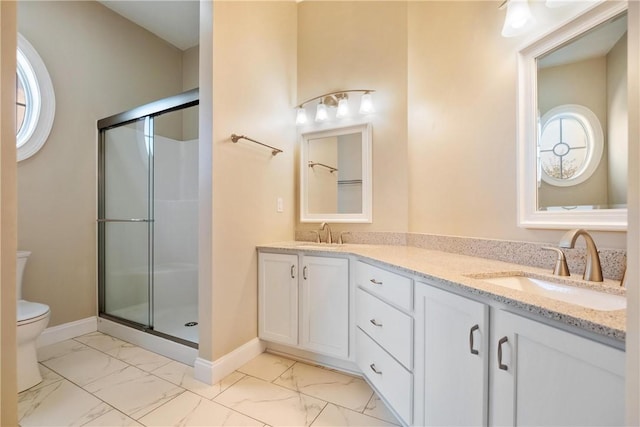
[258,242,626,345]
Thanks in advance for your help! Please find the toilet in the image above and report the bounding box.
[17,251,50,392]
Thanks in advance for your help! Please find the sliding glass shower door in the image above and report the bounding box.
[98,89,199,346]
[99,118,154,328]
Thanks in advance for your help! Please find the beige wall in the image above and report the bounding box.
[211,1,296,359]
[626,2,639,424]
[607,33,628,207]
[182,46,199,141]
[17,1,184,326]
[297,1,409,233]
[407,1,626,249]
[538,57,609,208]
[183,46,199,92]
[1,2,18,424]
[294,1,624,249]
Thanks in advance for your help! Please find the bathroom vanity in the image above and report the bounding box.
[257,243,625,426]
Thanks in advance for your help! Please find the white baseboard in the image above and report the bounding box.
[194,337,265,385]
[37,316,97,348]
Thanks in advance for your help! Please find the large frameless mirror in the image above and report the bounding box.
[300,123,372,223]
[517,1,627,230]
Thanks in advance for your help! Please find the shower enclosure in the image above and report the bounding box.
[97,89,199,347]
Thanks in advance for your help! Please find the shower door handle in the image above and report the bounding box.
[97,218,154,223]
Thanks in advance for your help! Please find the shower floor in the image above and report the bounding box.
[108,303,198,344]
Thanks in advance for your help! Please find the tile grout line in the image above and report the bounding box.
[27,362,136,426]
[41,335,398,426]
[40,336,189,424]
[237,359,392,424]
[68,332,273,425]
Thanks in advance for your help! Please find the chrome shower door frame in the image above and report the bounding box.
[97,89,199,348]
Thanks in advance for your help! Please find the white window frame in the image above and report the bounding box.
[17,33,55,162]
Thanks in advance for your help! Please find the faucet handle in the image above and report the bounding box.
[542,247,570,277]
[338,231,350,245]
[310,230,321,244]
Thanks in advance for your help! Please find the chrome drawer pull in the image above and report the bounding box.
[370,279,383,285]
[369,319,383,327]
[498,336,509,371]
[469,324,479,355]
[369,363,382,375]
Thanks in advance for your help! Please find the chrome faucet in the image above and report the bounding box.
[559,229,603,282]
[319,222,332,244]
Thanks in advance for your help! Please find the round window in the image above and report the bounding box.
[16,33,55,162]
[538,104,603,187]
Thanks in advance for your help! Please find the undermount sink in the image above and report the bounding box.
[478,275,626,311]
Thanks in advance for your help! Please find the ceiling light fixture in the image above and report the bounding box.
[295,89,376,126]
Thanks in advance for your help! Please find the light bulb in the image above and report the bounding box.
[336,98,350,119]
[501,0,536,38]
[315,102,328,122]
[296,107,308,125]
[359,92,374,115]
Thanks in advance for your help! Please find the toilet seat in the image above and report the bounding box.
[17,300,50,326]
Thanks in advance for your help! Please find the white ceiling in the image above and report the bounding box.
[538,14,627,68]
[98,1,199,51]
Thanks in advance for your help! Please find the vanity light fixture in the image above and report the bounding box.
[500,0,536,38]
[296,89,375,126]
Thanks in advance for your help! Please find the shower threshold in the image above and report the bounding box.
[108,303,199,345]
[97,316,198,365]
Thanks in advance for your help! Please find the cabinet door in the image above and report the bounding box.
[258,252,298,346]
[414,283,488,426]
[490,309,625,426]
[300,256,349,359]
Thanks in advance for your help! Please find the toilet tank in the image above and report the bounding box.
[16,251,31,300]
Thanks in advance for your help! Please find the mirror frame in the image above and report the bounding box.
[300,122,372,223]
[517,1,628,231]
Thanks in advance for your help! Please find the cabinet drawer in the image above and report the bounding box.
[356,328,412,425]
[355,261,412,311]
[356,288,413,369]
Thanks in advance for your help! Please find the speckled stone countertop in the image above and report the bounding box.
[258,242,626,346]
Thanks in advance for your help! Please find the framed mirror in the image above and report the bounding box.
[517,1,627,230]
[300,123,372,223]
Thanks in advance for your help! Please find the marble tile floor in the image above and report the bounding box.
[18,332,400,427]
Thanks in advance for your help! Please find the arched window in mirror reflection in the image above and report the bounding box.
[539,104,603,187]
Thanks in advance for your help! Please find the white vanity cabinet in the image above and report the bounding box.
[354,261,414,425]
[490,309,625,426]
[258,252,298,346]
[300,256,349,358]
[413,283,489,426]
[413,281,625,427]
[258,251,349,360]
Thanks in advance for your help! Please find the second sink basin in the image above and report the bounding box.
[478,275,626,311]
[295,242,342,250]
